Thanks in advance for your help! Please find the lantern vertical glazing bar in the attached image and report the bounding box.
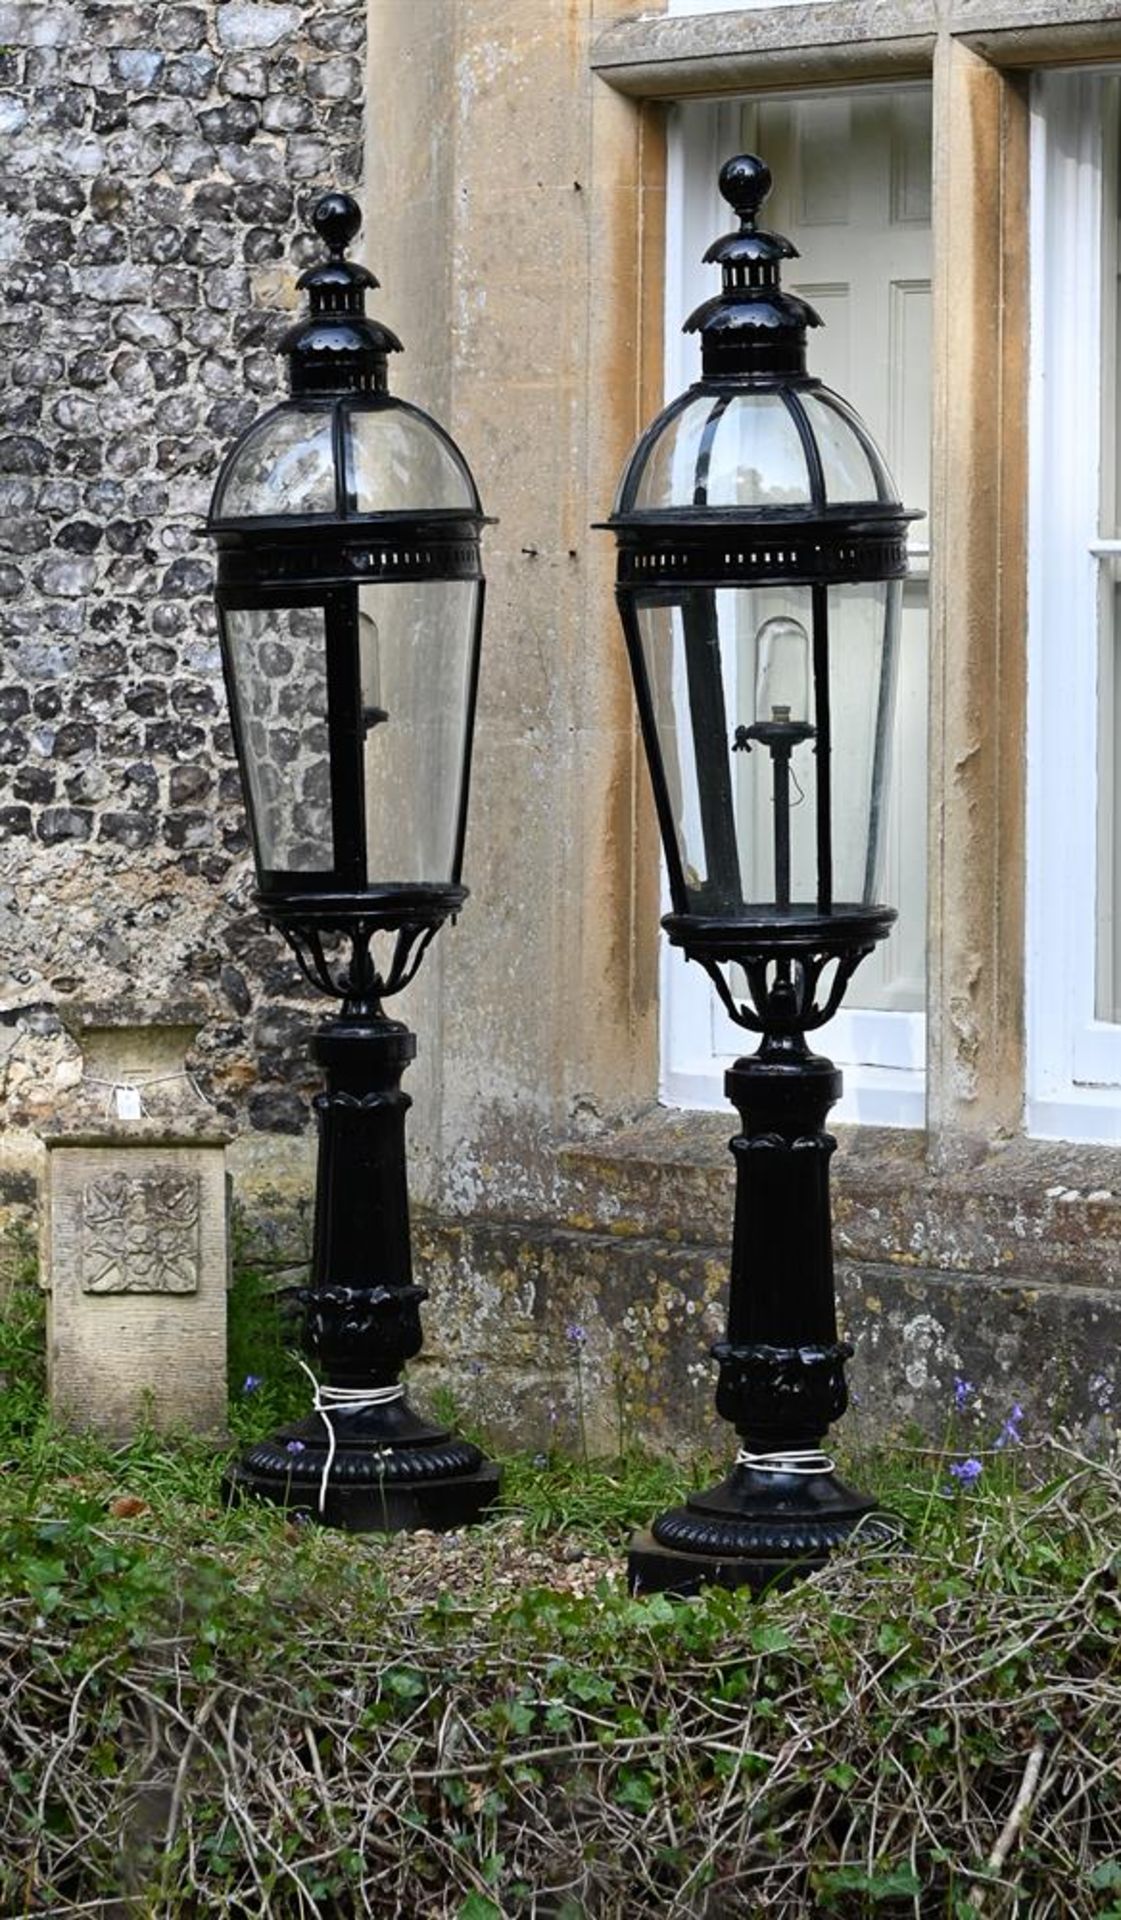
[811,581,833,913]
[682,592,742,909]
[450,576,487,886]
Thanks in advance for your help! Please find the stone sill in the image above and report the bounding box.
[555,1109,1121,1291]
[42,1123,234,1148]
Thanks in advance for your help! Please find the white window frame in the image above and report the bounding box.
[1027,69,1121,1142]
[660,96,927,1127]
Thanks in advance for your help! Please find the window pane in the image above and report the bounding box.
[1098,81,1121,1023]
[1098,557,1121,1023]
[223,605,334,873]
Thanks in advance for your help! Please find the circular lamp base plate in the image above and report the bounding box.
[226,1457,502,1534]
[628,1530,832,1598]
[224,1406,502,1534]
[628,1467,901,1596]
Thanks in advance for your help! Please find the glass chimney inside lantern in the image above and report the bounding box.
[754,615,810,728]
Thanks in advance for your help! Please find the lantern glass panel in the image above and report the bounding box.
[344,404,478,513]
[223,604,334,873]
[799,392,885,504]
[635,579,900,916]
[623,391,813,510]
[214,405,336,519]
[829,581,901,905]
[358,578,479,885]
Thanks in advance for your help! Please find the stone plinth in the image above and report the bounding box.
[42,1009,232,1440]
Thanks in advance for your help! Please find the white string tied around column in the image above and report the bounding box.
[297,1358,404,1515]
[735,1447,835,1476]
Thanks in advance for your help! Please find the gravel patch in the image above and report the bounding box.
[338,1514,623,1610]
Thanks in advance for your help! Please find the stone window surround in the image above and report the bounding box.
[587,0,1121,1174]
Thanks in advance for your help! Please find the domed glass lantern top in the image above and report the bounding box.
[605,154,919,1033]
[614,384,895,515]
[212,397,479,522]
[207,193,490,987]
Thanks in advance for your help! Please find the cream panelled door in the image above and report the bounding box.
[663,91,932,1124]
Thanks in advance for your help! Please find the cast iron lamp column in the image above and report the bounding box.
[604,155,920,1595]
[207,192,499,1531]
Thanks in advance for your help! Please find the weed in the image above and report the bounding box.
[1,1262,1119,1914]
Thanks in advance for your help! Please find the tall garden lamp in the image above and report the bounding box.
[605,155,918,1594]
[207,191,499,1531]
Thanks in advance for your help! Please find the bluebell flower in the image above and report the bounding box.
[995,1403,1024,1449]
[953,1376,974,1413]
[565,1323,587,1347]
[948,1457,983,1485]
[241,1374,263,1395]
[285,1439,305,1455]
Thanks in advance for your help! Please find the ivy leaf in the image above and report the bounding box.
[457,1896,501,1920]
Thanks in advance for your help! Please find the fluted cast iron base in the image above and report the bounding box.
[224,1396,501,1534]
[628,1459,899,1596]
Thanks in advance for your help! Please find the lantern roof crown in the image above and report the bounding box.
[208,189,487,536]
[685,154,822,378]
[280,191,403,397]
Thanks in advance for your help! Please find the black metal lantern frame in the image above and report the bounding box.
[208,193,499,1532]
[606,156,919,1595]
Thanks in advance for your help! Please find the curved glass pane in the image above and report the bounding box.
[802,390,886,504]
[358,579,478,884]
[222,604,334,873]
[830,581,900,904]
[345,404,477,512]
[633,579,899,916]
[215,406,335,519]
[628,392,812,510]
[624,396,711,511]
[705,395,812,507]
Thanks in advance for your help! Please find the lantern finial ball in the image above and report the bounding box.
[718,153,772,228]
[312,190,362,257]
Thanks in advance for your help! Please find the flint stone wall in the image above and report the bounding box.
[0,0,365,1200]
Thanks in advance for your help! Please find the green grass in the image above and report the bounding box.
[0,1255,1118,1916]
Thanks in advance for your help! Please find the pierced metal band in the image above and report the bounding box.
[615,527,911,588]
[214,526,483,589]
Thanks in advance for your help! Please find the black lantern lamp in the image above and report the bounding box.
[208,191,499,1531]
[605,156,918,1594]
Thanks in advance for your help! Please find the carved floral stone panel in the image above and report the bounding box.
[80,1170,201,1295]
